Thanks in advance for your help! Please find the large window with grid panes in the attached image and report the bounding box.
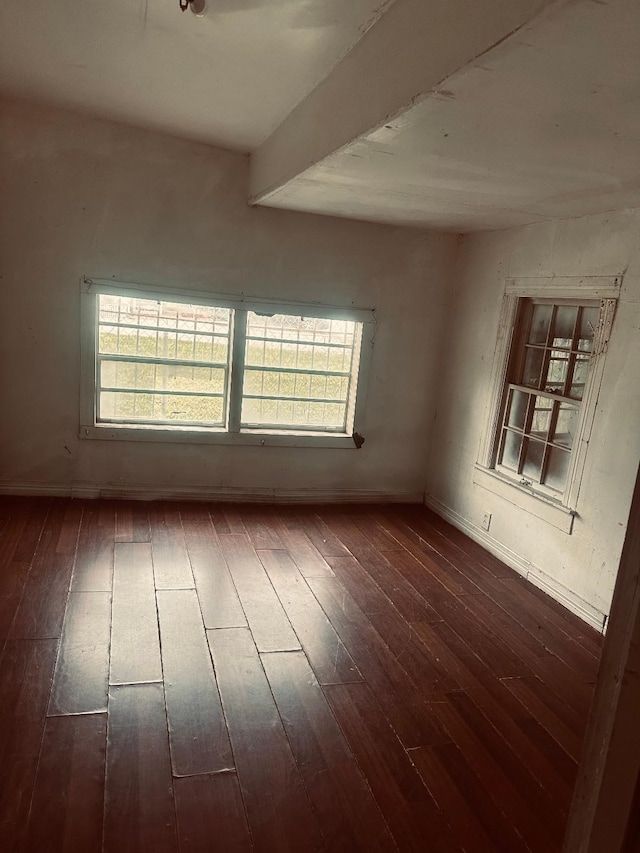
[80,279,373,446]
[491,296,615,505]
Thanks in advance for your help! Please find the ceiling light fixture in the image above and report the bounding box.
[179,0,206,16]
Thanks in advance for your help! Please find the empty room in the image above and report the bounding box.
[1,0,639,851]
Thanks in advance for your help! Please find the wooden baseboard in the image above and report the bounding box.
[0,480,423,505]
[424,493,606,633]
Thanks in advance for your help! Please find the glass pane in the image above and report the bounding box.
[98,296,230,363]
[500,429,522,471]
[99,392,223,424]
[522,347,544,388]
[522,438,545,482]
[552,305,578,348]
[569,354,590,400]
[241,396,345,428]
[545,446,571,492]
[243,370,348,402]
[528,304,552,344]
[552,402,579,448]
[530,396,552,440]
[578,306,599,352]
[246,312,356,346]
[100,361,226,395]
[506,389,529,430]
[543,350,569,393]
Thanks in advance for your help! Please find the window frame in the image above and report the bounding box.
[80,278,374,448]
[474,275,621,532]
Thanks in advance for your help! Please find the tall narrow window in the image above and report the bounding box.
[494,298,609,498]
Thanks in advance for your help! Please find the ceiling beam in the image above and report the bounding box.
[249,0,562,207]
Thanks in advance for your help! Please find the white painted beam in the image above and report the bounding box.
[249,0,561,205]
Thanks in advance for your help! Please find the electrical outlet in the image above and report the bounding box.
[481,512,492,532]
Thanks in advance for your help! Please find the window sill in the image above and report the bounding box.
[79,423,359,449]
[472,464,576,534]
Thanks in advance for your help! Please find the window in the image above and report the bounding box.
[475,276,620,530]
[495,299,600,496]
[80,279,372,447]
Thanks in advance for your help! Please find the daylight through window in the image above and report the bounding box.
[495,299,602,496]
[85,285,368,439]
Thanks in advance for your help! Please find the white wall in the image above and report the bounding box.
[426,210,640,628]
[0,97,457,502]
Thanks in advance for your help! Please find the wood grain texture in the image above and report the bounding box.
[181,508,246,629]
[115,502,150,543]
[156,589,233,776]
[103,684,177,853]
[258,549,361,685]
[149,503,194,590]
[324,681,462,853]
[48,591,111,715]
[308,576,446,748]
[0,497,602,852]
[174,773,251,853]
[262,650,396,852]
[0,501,49,640]
[110,543,162,685]
[10,501,82,639]
[207,627,323,853]
[0,639,58,851]
[218,534,300,652]
[24,713,107,853]
[70,501,115,592]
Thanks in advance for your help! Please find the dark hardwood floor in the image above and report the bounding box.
[0,497,603,852]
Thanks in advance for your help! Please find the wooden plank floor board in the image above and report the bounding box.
[156,589,233,776]
[449,689,568,842]
[408,745,497,853]
[218,534,300,652]
[70,502,115,593]
[24,713,107,853]
[208,627,324,853]
[0,498,601,852]
[9,501,82,640]
[430,739,531,852]
[464,686,574,808]
[103,684,177,853]
[270,516,335,578]
[114,502,150,544]
[258,549,362,685]
[430,698,560,853]
[239,505,284,550]
[324,681,462,853]
[110,543,162,685]
[308,576,447,748]
[262,650,397,852]
[0,502,49,641]
[0,639,58,851]
[501,676,585,760]
[327,545,442,624]
[48,591,111,715]
[174,773,252,853]
[149,504,194,590]
[180,508,246,630]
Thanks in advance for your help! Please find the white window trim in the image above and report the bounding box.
[79,278,375,448]
[475,274,622,532]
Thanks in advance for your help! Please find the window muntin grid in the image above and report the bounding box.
[97,295,231,426]
[241,312,360,431]
[92,293,366,436]
[496,300,599,494]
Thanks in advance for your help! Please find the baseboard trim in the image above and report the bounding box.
[0,480,423,505]
[424,493,606,633]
